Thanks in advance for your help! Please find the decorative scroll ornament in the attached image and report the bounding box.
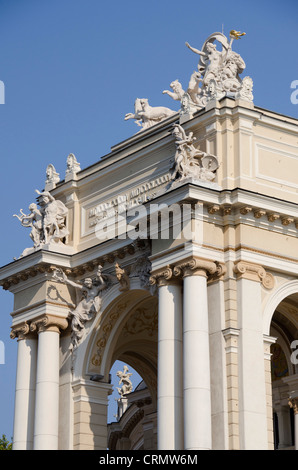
[170,124,219,183]
[233,261,275,289]
[52,266,108,351]
[149,265,173,287]
[124,98,176,132]
[13,189,69,257]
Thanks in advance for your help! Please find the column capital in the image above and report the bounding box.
[149,265,175,287]
[30,314,68,334]
[10,321,32,341]
[173,256,218,279]
[288,397,298,415]
[233,260,274,289]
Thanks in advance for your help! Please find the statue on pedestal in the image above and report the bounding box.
[14,189,69,257]
[171,124,219,183]
[116,365,133,397]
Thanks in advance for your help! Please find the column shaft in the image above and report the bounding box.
[33,329,60,450]
[183,274,212,450]
[158,282,183,450]
[13,336,37,450]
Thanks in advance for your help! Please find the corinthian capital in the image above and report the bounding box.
[30,314,68,334]
[149,265,173,287]
[173,257,217,278]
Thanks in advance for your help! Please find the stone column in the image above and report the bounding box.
[30,314,68,450]
[288,397,298,450]
[150,266,183,450]
[11,322,37,450]
[174,257,217,450]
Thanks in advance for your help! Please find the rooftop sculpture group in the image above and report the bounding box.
[171,124,219,183]
[125,30,253,131]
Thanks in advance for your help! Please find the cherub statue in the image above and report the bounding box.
[13,203,43,248]
[125,98,176,132]
[52,267,108,351]
[116,365,133,397]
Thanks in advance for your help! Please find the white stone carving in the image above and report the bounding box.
[52,266,108,351]
[235,76,254,102]
[163,30,250,118]
[36,190,68,244]
[125,98,176,132]
[116,365,133,397]
[45,164,60,190]
[163,80,185,102]
[65,153,81,181]
[171,124,219,182]
[14,189,69,257]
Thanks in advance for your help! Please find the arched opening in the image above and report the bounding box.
[84,287,158,450]
[105,293,158,450]
[269,292,298,450]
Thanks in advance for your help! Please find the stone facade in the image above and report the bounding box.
[1,31,298,450]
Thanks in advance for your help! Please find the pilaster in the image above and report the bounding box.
[234,260,274,450]
[72,379,113,450]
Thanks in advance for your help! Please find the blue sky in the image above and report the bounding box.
[0,0,297,440]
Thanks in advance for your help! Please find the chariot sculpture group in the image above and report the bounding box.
[125,30,253,132]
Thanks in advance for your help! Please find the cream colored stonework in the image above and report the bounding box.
[1,95,298,450]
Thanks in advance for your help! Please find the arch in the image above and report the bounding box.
[83,281,158,403]
[263,280,298,335]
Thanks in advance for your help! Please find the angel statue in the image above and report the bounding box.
[116,365,133,397]
[52,266,108,351]
[125,98,176,132]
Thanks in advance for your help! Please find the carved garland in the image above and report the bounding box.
[91,301,129,367]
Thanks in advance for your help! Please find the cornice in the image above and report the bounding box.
[0,239,150,292]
